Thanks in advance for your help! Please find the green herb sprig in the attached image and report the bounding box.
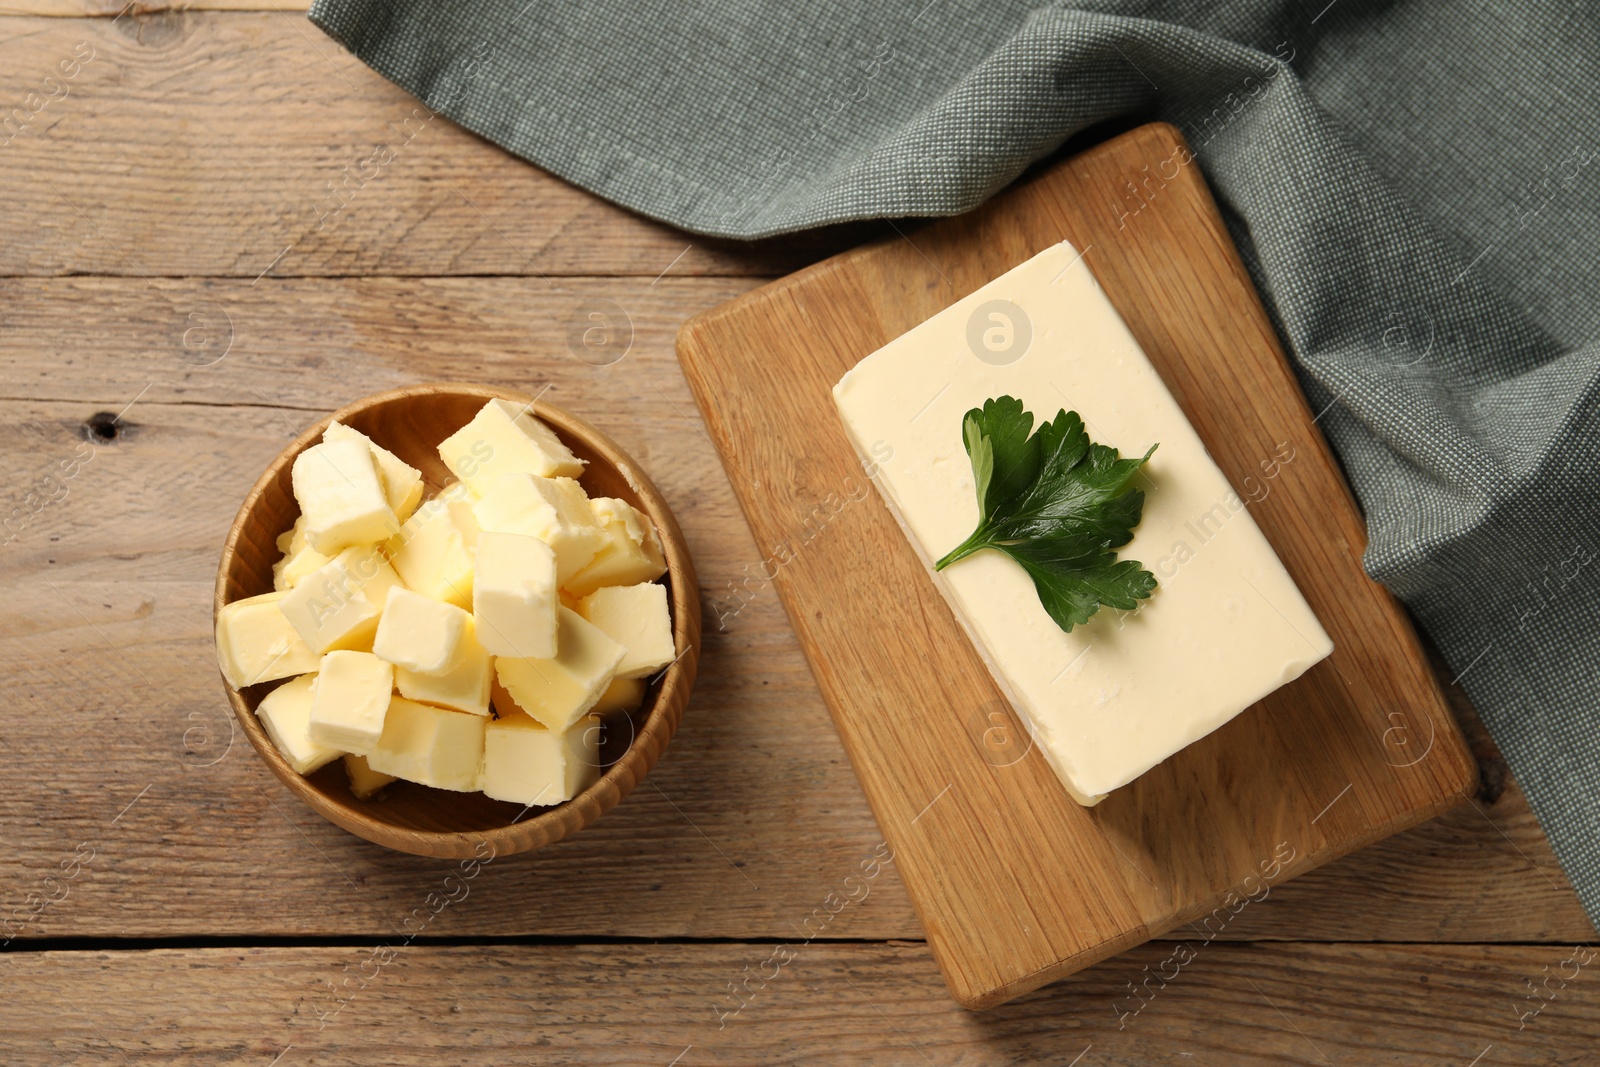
[935,395,1158,632]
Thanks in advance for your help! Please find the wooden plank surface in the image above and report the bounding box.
[6,943,1598,1065]
[678,123,1479,1007]
[1,6,1596,1061]
[0,15,861,277]
[0,276,1589,946]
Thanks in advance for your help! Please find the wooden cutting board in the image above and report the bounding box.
[676,122,1475,1010]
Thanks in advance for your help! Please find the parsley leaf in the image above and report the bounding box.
[934,396,1158,632]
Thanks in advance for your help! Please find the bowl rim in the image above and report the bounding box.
[214,382,700,858]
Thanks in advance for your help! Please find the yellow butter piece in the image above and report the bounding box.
[437,398,584,495]
[395,616,493,716]
[216,590,321,689]
[564,497,667,597]
[365,696,485,792]
[385,484,479,610]
[307,649,394,754]
[324,421,424,523]
[480,708,600,806]
[591,676,647,715]
[576,582,675,679]
[372,586,469,675]
[472,530,559,659]
[832,239,1334,804]
[290,438,398,554]
[278,546,404,653]
[255,673,342,775]
[472,473,604,585]
[272,516,332,592]
[342,753,395,799]
[495,607,624,732]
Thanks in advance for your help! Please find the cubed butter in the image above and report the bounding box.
[565,497,667,597]
[385,484,479,609]
[272,517,331,592]
[480,708,600,806]
[495,607,625,731]
[307,650,394,754]
[290,437,398,553]
[372,586,469,675]
[324,421,424,523]
[365,696,485,792]
[576,583,675,679]
[591,676,647,716]
[472,473,604,585]
[833,240,1334,804]
[278,546,404,653]
[255,673,342,775]
[395,617,493,716]
[216,590,321,688]
[342,753,395,799]
[472,530,559,659]
[437,398,584,495]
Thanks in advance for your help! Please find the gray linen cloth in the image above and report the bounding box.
[310,0,1600,930]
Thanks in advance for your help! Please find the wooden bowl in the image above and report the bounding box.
[215,384,700,858]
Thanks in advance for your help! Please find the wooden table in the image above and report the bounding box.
[1,5,1594,1063]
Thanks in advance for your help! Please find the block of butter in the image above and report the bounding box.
[832,240,1333,805]
[480,707,601,806]
[566,497,667,597]
[373,586,469,675]
[272,517,330,592]
[366,696,486,792]
[324,421,424,524]
[307,649,393,754]
[386,485,479,610]
[473,473,604,585]
[496,607,624,732]
[577,583,675,679]
[437,398,584,494]
[278,546,404,654]
[255,673,341,775]
[394,616,493,717]
[291,437,397,554]
[216,590,321,688]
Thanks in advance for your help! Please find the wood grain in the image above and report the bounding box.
[5,942,1598,1065]
[678,123,1479,1008]
[8,1,305,13]
[0,277,1585,944]
[0,15,862,277]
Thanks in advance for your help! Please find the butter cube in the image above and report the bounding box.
[592,676,647,715]
[216,590,321,688]
[437,398,584,495]
[385,485,479,609]
[576,583,675,679]
[342,753,395,799]
[372,586,469,674]
[272,517,331,592]
[480,708,600,806]
[307,650,394,754]
[278,546,404,653]
[495,607,625,731]
[324,421,424,523]
[472,474,604,585]
[472,531,559,659]
[255,673,342,775]
[564,497,667,597]
[365,696,485,792]
[291,438,398,553]
[395,617,493,716]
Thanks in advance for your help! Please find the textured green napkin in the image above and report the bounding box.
[311,0,1600,930]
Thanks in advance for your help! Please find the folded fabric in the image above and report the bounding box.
[311,0,1600,931]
